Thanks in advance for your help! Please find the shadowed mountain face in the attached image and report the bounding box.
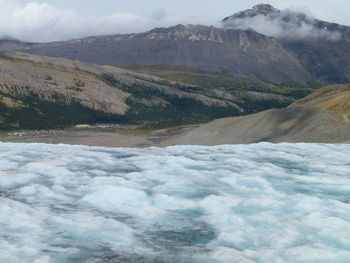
[0,25,310,84]
[279,39,350,83]
[222,4,350,83]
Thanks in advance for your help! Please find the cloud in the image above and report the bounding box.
[222,7,343,41]
[151,8,167,21]
[0,0,216,43]
[269,0,350,26]
[0,0,346,43]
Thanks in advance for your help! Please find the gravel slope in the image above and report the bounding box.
[174,85,350,145]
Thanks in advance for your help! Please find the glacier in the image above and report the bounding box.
[0,142,349,263]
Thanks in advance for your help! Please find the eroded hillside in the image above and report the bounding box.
[0,52,296,130]
[174,84,350,145]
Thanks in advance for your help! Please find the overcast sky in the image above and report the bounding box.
[1,0,348,42]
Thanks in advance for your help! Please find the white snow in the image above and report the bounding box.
[0,142,349,262]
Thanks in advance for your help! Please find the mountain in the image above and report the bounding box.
[0,52,295,130]
[1,5,349,84]
[0,25,311,84]
[0,39,30,52]
[222,4,350,40]
[279,38,350,83]
[174,84,350,145]
[1,5,349,133]
[222,4,350,83]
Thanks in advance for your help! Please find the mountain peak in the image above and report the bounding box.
[223,3,279,21]
[250,4,278,15]
[222,4,350,41]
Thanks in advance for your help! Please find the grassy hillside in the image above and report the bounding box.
[0,90,124,130]
[0,53,322,130]
[120,64,323,99]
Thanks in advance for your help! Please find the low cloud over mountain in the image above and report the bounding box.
[222,4,349,41]
[1,1,349,43]
[0,0,214,42]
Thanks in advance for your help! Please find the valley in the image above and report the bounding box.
[0,52,303,131]
[0,3,349,145]
[1,2,350,263]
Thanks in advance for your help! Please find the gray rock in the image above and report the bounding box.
[222,4,350,83]
[0,25,311,84]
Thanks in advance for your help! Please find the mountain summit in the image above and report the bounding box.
[223,4,279,20]
[222,3,350,41]
[221,4,350,83]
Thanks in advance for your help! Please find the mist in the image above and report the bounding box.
[0,0,348,43]
[222,8,343,41]
[0,1,217,43]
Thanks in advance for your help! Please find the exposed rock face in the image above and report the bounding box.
[0,25,311,84]
[222,4,350,83]
[174,84,350,145]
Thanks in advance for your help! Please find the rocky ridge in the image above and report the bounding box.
[0,25,311,84]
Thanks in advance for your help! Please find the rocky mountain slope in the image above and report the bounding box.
[0,39,31,52]
[0,52,294,130]
[174,84,350,145]
[222,4,350,83]
[0,25,311,84]
[0,5,349,84]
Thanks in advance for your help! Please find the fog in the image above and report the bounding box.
[0,0,348,43]
[222,8,343,40]
[0,1,217,42]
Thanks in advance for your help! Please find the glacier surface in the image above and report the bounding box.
[0,142,350,263]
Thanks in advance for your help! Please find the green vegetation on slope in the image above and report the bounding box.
[100,73,241,129]
[0,90,124,130]
[121,64,323,99]
[0,56,323,131]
